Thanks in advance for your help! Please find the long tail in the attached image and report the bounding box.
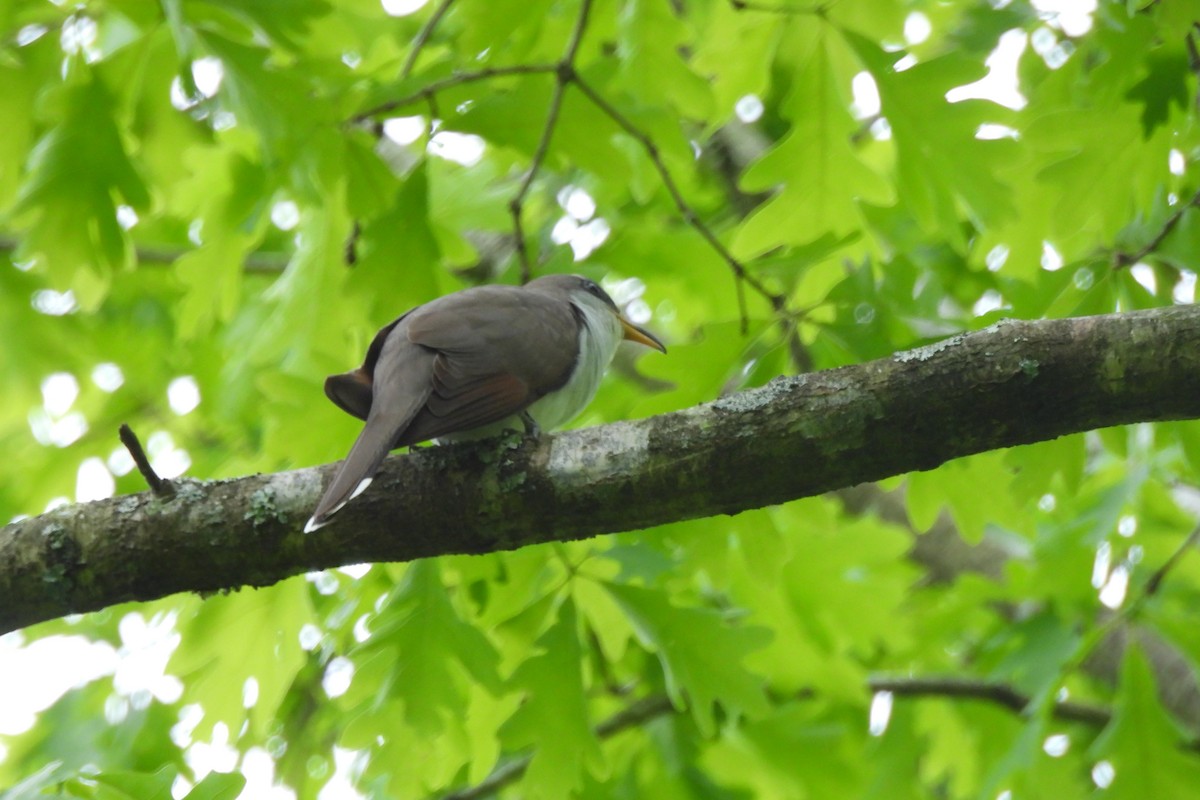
[304,414,404,533]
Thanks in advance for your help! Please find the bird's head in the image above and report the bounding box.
[527,274,666,352]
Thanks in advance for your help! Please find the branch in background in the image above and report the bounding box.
[841,468,1200,731]
[339,0,456,265]
[706,124,772,219]
[729,0,827,13]
[508,0,594,283]
[400,0,456,80]
[834,483,1012,583]
[350,64,559,122]
[353,46,792,335]
[1145,523,1200,597]
[867,676,1112,727]
[569,74,780,331]
[440,674,1114,799]
[1112,187,1200,269]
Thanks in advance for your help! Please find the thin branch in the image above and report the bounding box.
[442,673,1115,799]
[1187,24,1200,87]
[729,0,827,13]
[1145,523,1200,597]
[509,0,594,282]
[348,0,453,264]
[868,676,1112,727]
[351,64,558,122]
[569,75,782,332]
[1113,187,1200,269]
[400,0,456,80]
[1060,508,1200,701]
[346,19,794,336]
[118,424,174,498]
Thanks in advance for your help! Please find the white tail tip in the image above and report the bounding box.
[349,476,374,500]
[304,477,373,534]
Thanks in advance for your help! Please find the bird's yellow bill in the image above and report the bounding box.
[620,317,667,352]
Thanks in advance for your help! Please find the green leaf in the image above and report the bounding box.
[92,766,176,800]
[183,0,331,50]
[1124,50,1189,136]
[183,771,247,800]
[500,597,604,799]
[0,762,74,800]
[735,26,888,259]
[615,0,714,120]
[604,582,770,735]
[979,610,1080,698]
[196,31,324,164]
[692,2,779,122]
[343,560,501,736]
[845,32,1015,242]
[907,453,1030,543]
[702,702,866,797]
[1090,643,1200,799]
[168,581,310,738]
[451,0,556,59]
[0,63,38,208]
[13,64,149,308]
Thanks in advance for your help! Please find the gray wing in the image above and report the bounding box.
[394,285,581,445]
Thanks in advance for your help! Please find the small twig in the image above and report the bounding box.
[570,75,782,333]
[352,64,559,122]
[868,676,1112,727]
[400,0,456,80]
[781,315,814,373]
[1188,24,1200,80]
[425,94,441,141]
[729,0,827,13]
[344,220,361,266]
[508,0,594,282]
[1113,187,1200,269]
[1145,523,1200,597]
[118,424,174,498]
[349,12,795,333]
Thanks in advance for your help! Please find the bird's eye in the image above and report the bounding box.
[583,279,606,299]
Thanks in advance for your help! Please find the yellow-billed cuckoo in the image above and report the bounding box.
[305,274,666,532]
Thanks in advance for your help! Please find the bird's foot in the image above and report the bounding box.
[519,411,541,438]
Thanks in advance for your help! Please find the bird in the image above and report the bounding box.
[304,274,666,532]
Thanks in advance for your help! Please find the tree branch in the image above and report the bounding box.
[400,0,456,80]
[1112,186,1200,268]
[867,676,1112,726]
[440,675,1114,798]
[6,305,1200,634]
[509,0,594,282]
[351,64,559,122]
[569,74,779,329]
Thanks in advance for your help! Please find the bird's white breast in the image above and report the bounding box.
[523,296,623,431]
